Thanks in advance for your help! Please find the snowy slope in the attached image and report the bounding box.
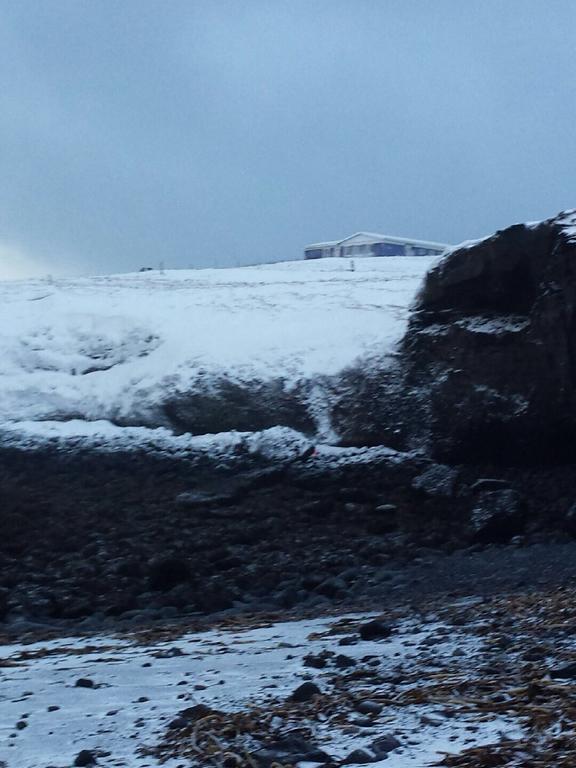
[0,256,437,440]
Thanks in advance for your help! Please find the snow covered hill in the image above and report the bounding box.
[0,256,437,444]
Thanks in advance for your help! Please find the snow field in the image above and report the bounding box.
[0,257,437,435]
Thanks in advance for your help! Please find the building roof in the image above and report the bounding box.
[305,231,450,250]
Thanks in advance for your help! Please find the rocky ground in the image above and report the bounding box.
[2,401,576,768]
[1,443,576,636]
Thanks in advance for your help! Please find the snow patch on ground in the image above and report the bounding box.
[0,612,522,768]
[0,419,401,470]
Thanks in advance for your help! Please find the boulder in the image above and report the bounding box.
[328,360,410,449]
[412,464,459,497]
[403,210,576,464]
[470,489,525,544]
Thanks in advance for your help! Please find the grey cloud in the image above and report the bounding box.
[1,0,576,276]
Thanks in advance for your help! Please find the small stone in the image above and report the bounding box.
[550,662,576,679]
[359,619,393,641]
[349,717,373,727]
[179,704,215,721]
[153,647,186,659]
[75,678,95,689]
[168,717,189,730]
[412,464,458,497]
[522,646,547,662]
[375,504,398,514]
[371,735,401,755]
[303,653,329,669]
[47,705,60,712]
[355,700,383,716]
[289,682,321,702]
[338,635,358,646]
[421,714,444,727]
[367,504,398,534]
[251,736,331,766]
[15,720,27,730]
[74,750,97,767]
[334,654,357,669]
[342,748,377,764]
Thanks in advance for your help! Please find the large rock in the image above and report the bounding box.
[469,488,525,543]
[402,210,576,464]
[327,361,409,448]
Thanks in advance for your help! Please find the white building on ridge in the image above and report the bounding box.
[304,231,450,260]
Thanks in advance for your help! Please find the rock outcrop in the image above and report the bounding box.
[402,210,576,464]
[160,375,316,436]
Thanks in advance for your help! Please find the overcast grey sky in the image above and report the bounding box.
[1,0,576,277]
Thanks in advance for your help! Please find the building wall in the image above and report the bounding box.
[304,248,324,259]
[305,241,445,259]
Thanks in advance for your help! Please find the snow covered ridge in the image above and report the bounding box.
[0,420,401,471]
[0,257,437,441]
[557,208,576,243]
[437,208,576,258]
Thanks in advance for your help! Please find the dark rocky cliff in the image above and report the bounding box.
[402,209,576,464]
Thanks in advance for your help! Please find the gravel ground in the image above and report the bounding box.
[1,444,576,638]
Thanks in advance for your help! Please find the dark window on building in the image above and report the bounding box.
[372,242,406,257]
